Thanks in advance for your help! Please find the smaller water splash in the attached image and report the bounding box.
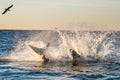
[0,40,45,61]
[56,30,73,60]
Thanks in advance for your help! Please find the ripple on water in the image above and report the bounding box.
[0,61,120,80]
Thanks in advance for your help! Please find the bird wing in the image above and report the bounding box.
[9,5,13,8]
[2,9,7,15]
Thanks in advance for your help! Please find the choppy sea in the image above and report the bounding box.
[0,30,120,80]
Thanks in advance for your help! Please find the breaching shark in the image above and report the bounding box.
[28,42,80,66]
[28,43,49,63]
[0,41,81,66]
[70,49,80,66]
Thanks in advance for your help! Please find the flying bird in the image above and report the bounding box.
[2,4,13,15]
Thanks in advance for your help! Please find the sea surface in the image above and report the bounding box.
[0,30,120,80]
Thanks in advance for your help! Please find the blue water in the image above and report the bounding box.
[0,30,120,80]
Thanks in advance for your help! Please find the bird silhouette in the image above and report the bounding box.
[2,4,13,15]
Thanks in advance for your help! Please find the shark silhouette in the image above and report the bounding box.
[29,45,80,66]
[2,4,13,15]
[28,43,50,63]
[70,49,80,66]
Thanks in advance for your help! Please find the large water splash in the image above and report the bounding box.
[1,30,120,62]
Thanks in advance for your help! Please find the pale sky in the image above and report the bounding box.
[0,0,120,30]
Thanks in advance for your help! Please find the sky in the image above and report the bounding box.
[0,0,120,30]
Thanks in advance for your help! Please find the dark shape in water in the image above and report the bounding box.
[2,4,13,15]
[70,49,80,66]
[28,43,49,63]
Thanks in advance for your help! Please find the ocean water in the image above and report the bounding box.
[0,30,120,80]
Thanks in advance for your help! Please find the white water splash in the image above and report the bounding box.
[1,31,120,62]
